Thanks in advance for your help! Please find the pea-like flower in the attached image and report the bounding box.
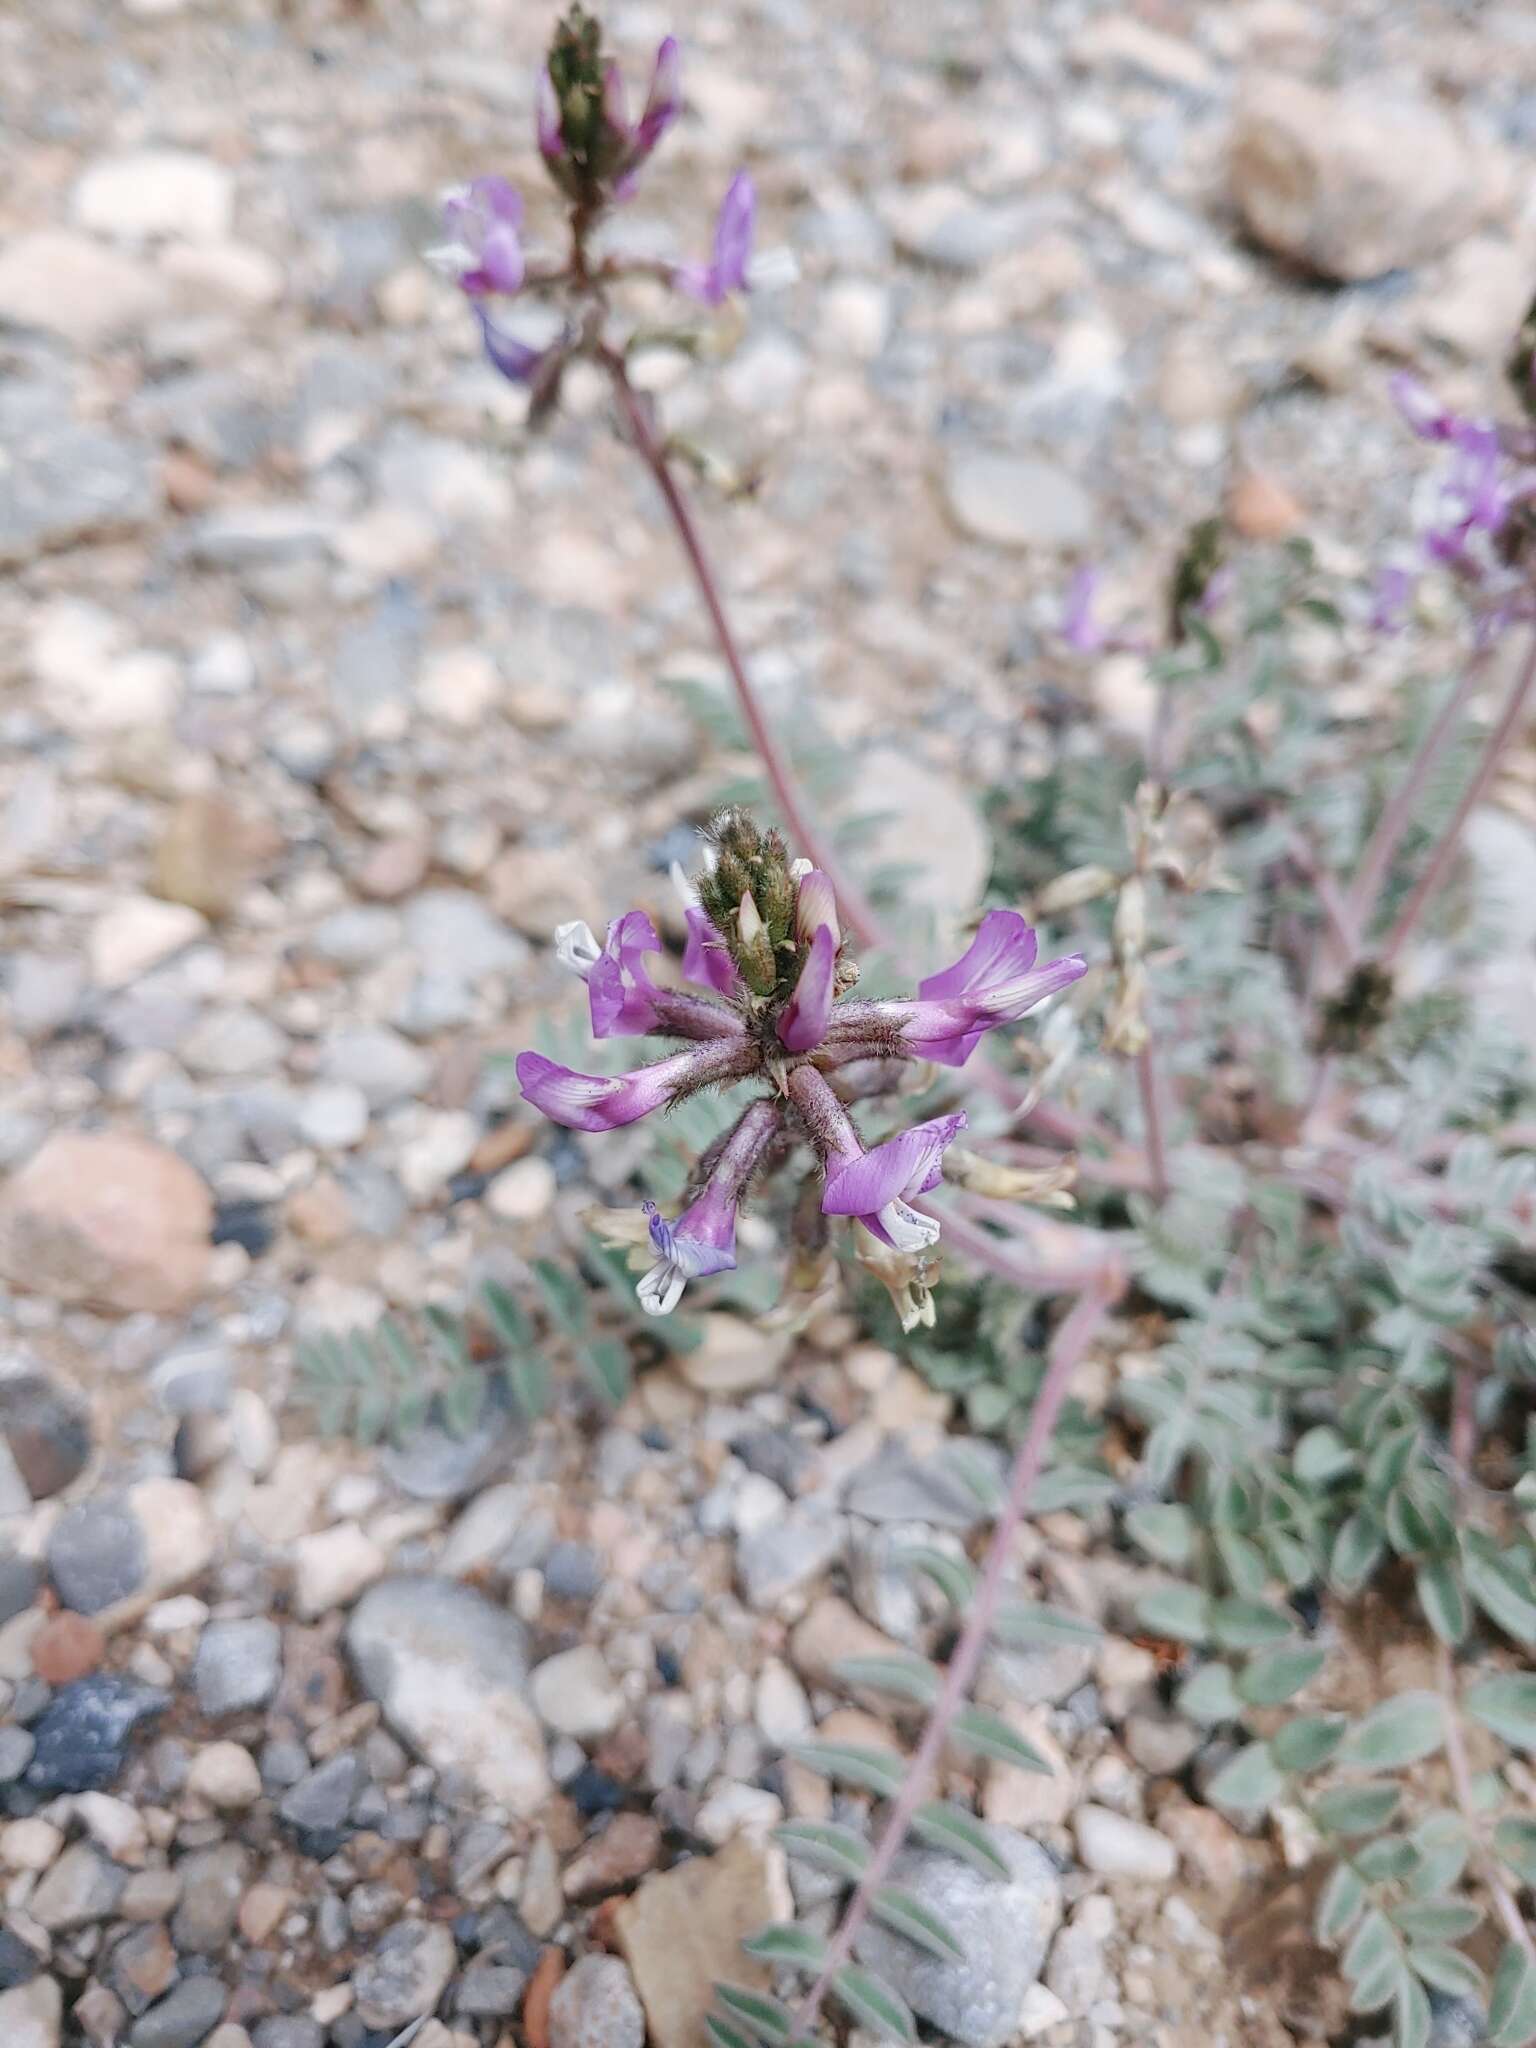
[514,812,1087,1317]
[434,176,526,297]
[674,171,756,306]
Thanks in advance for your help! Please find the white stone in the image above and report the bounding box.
[398,1112,480,1203]
[130,1477,218,1601]
[531,1645,625,1740]
[0,1978,61,2048]
[0,232,161,345]
[73,1793,147,1865]
[417,647,502,727]
[30,598,122,693]
[298,1083,371,1151]
[160,239,284,311]
[753,1660,812,1747]
[941,448,1095,550]
[1073,1804,1178,1880]
[89,896,207,990]
[187,1740,263,1809]
[485,1157,556,1223]
[694,1782,785,1845]
[74,150,234,243]
[1019,1984,1071,2039]
[1,1817,64,1872]
[64,650,182,734]
[292,1523,387,1620]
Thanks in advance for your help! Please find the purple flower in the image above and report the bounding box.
[609,36,682,198]
[474,307,549,387]
[554,913,745,1041]
[1391,372,1463,445]
[516,1039,749,1132]
[437,176,526,298]
[682,906,741,995]
[637,1099,779,1315]
[674,170,755,306]
[778,921,836,1053]
[891,911,1087,1067]
[1061,565,1107,653]
[821,1111,968,1252]
[536,69,565,165]
[793,866,839,947]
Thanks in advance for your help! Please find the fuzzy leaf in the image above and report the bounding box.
[579,1337,631,1406]
[1125,1503,1196,1565]
[706,2017,758,2048]
[1396,1974,1434,2048]
[532,1257,588,1336]
[1027,1466,1119,1514]
[480,1279,533,1350]
[1416,1559,1470,1646]
[1135,1584,1212,1644]
[742,1925,828,1970]
[1495,1818,1536,1885]
[1490,1940,1536,2047]
[1404,1814,1471,1897]
[1390,1900,1484,1943]
[992,1601,1103,1649]
[898,1546,975,1609]
[1332,1512,1386,1595]
[950,1706,1050,1773]
[1178,1663,1242,1726]
[775,1822,870,1882]
[910,1803,1010,1879]
[506,1350,551,1420]
[1336,1692,1445,1770]
[832,1967,916,2043]
[1205,1741,1284,1812]
[1409,1945,1485,1999]
[787,1743,904,1799]
[1312,1781,1402,1836]
[1464,1673,1536,1751]
[834,1654,941,1707]
[1271,1713,1348,1774]
[1294,1425,1356,1485]
[1462,1534,1536,1646]
[1316,1863,1365,1942]
[1237,1644,1326,1707]
[1343,1907,1396,1989]
[1211,1597,1296,1650]
[713,1987,793,2044]
[871,1886,967,1963]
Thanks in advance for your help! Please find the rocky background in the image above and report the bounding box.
[1,1,1534,2045]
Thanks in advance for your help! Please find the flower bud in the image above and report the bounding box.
[794,867,840,948]
[737,892,777,995]
[1034,865,1118,916]
[1113,877,1147,964]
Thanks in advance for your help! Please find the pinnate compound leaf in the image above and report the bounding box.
[898,1545,975,1609]
[1336,1691,1445,1770]
[1237,1644,1326,1707]
[1178,1663,1242,1725]
[1462,1534,1536,1646]
[1312,1781,1402,1836]
[1490,1941,1536,2047]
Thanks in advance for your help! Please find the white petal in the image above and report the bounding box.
[669,859,701,910]
[637,1260,687,1317]
[554,920,602,978]
[877,1200,941,1254]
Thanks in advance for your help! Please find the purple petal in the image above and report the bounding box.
[587,910,663,1038]
[919,910,1037,1004]
[516,1049,688,1132]
[1391,371,1457,443]
[470,174,523,226]
[712,170,755,293]
[682,905,741,995]
[602,61,630,142]
[821,1112,967,1217]
[1370,565,1414,635]
[672,260,720,305]
[634,35,682,157]
[1061,565,1105,652]
[778,923,836,1053]
[536,69,565,158]
[476,309,544,385]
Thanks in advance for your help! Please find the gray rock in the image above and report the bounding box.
[318,1028,431,1111]
[47,1498,146,1614]
[0,1727,35,1782]
[252,2020,325,2048]
[186,506,336,569]
[940,448,1094,551]
[4,954,87,1041]
[379,1412,512,1502]
[346,1578,549,1817]
[0,1978,61,2048]
[543,1542,603,1603]
[548,1955,645,2048]
[309,907,403,967]
[0,1374,91,1499]
[402,890,527,982]
[736,1505,846,1611]
[195,1617,282,1715]
[171,1842,249,1954]
[25,1677,167,1793]
[843,1442,998,1530]
[351,1919,457,2030]
[31,1845,126,1931]
[278,1752,360,1853]
[151,1340,233,1417]
[852,1825,1062,2048]
[329,595,421,738]
[128,1975,226,2048]
[0,422,155,566]
[455,1965,528,2017]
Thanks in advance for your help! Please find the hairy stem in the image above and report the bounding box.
[791,1273,1122,2035]
[1380,626,1536,968]
[1436,1641,1536,1962]
[605,356,888,950]
[1342,651,1487,958]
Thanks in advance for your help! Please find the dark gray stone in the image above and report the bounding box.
[128,1974,227,2048]
[352,1919,457,2030]
[0,422,155,566]
[47,1499,146,1614]
[455,1965,527,2017]
[278,1752,360,1855]
[0,1551,40,1628]
[25,1677,167,1793]
[543,1543,602,1603]
[170,1843,249,1954]
[0,1726,35,1782]
[0,1374,91,1499]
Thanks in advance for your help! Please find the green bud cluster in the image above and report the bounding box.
[545,6,627,200]
[698,809,802,1000]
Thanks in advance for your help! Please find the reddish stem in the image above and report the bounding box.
[606,357,889,950]
[791,1274,1121,2036]
[1380,626,1536,968]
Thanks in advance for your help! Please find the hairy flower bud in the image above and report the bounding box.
[737,891,777,994]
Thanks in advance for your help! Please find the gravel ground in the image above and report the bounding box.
[1,1,1533,2044]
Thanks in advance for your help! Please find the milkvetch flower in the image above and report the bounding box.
[674,170,755,306]
[778,921,836,1052]
[434,176,526,298]
[637,1099,780,1314]
[516,1038,752,1132]
[552,909,746,1040]
[821,1108,968,1251]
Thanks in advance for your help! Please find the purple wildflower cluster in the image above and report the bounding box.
[515,813,1085,1321]
[1388,372,1536,639]
[432,8,754,396]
